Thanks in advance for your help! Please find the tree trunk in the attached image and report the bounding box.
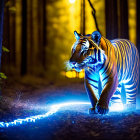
[137,0,140,53]
[21,0,27,75]
[2,3,10,74]
[27,0,32,74]
[119,0,129,39]
[136,0,140,105]
[42,0,47,70]
[9,0,16,73]
[0,0,4,69]
[105,0,118,40]
[32,0,39,74]
[38,0,46,71]
[81,0,85,35]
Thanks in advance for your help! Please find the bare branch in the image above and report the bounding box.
[87,0,101,34]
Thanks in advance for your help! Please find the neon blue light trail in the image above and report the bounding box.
[0,101,124,128]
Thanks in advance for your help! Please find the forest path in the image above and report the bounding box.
[0,82,140,140]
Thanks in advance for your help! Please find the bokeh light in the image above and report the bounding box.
[69,0,76,4]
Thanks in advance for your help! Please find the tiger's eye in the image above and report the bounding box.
[89,43,92,48]
[87,50,90,55]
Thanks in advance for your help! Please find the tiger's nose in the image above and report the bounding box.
[72,62,76,65]
[70,61,76,65]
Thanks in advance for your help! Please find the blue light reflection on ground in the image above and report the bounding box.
[0,101,124,128]
[0,102,90,128]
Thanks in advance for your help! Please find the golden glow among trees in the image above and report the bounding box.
[69,0,76,4]
[2,0,138,79]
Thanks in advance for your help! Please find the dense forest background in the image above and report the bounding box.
[1,0,140,81]
[0,1,140,138]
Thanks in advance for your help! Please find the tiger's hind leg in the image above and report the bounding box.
[110,83,124,110]
[124,82,137,110]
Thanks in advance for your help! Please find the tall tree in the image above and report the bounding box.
[42,0,47,70]
[2,1,10,73]
[38,0,47,71]
[136,0,140,98]
[21,0,27,75]
[81,0,85,35]
[0,0,5,69]
[105,0,118,39]
[119,0,129,39]
[137,0,140,53]
[10,1,16,68]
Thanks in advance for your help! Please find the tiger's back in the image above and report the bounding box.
[111,39,139,84]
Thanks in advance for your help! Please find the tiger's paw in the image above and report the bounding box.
[97,105,109,115]
[124,104,136,111]
[89,107,98,114]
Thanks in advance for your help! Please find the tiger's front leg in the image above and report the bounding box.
[85,79,98,114]
[97,63,118,114]
[84,71,100,114]
[84,79,98,113]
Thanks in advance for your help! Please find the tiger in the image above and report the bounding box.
[68,31,139,114]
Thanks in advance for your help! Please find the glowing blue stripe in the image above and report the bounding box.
[0,101,124,128]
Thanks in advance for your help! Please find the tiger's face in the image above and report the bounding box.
[69,31,104,72]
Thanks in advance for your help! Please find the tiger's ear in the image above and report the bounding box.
[91,31,101,45]
[74,31,80,40]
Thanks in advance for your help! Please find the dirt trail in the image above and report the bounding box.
[0,82,140,140]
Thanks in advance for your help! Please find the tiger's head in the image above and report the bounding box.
[68,31,105,72]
